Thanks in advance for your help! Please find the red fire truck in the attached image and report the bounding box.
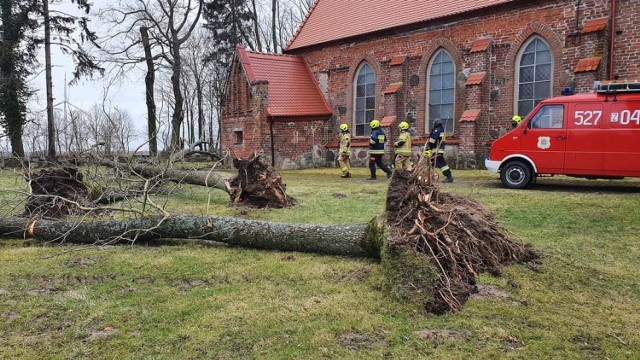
[486,81,640,188]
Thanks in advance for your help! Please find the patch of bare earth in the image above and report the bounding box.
[64,257,97,267]
[85,327,119,341]
[414,329,472,343]
[337,332,387,351]
[340,268,371,283]
[470,284,510,300]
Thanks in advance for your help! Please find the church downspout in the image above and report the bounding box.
[609,0,617,80]
[269,117,275,166]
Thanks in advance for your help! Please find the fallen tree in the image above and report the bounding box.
[1,156,539,315]
[0,215,383,258]
[19,155,293,215]
[94,155,292,208]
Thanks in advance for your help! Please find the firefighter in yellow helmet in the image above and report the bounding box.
[368,119,392,180]
[424,119,453,182]
[394,121,413,171]
[511,115,522,128]
[338,123,351,178]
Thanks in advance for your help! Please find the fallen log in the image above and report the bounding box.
[99,158,233,191]
[94,155,292,208]
[0,215,384,258]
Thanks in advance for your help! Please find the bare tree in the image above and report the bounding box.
[99,0,203,155]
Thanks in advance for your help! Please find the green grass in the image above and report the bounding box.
[1,167,639,359]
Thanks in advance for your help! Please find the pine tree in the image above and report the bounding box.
[202,0,255,67]
[0,0,39,157]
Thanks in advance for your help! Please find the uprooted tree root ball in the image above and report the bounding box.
[385,160,538,314]
[24,167,94,218]
[225,156,294,208]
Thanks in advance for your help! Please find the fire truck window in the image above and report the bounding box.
[528,105,564,129]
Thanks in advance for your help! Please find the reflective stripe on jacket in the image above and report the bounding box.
[428,125,446,154]
[369,128,386,155]
[339,132,351,155]
[394,130,412,155]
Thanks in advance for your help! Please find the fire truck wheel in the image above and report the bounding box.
[500,161,532,189]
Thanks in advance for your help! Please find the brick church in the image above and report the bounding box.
[221,0,639,169]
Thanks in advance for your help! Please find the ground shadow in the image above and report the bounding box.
[480,177,640,194]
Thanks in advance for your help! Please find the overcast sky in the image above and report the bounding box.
[27,0,148,149]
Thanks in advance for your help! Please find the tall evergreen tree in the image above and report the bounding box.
[0,0,102,158]
[0,0,39,157]
[202,0,255,67]
[40,0,103,158]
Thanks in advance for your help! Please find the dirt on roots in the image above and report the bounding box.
[385,159,538,314]
[226,156,294,209]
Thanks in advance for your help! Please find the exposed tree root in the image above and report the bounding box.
[226,156,294,208]
[385,158,538,314]
[24,167,94,218]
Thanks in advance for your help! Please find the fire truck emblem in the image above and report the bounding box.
[537,136,551,149]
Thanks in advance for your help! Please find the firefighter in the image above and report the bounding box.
[511,115,522,128]
[338,123,351,178]
[368,119,393,180]
[394,121,413,171]
[424,119,454,183]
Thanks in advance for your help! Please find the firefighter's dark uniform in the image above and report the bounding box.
[424,121,454,182]
[368,124,392,180]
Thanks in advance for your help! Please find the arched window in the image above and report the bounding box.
[354,62,375,136]
[516,36,552,117]
[427,49,455,133]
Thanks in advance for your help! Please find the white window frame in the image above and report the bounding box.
[353,62,376,136]
[426,49,456,133]
[514,36,553,118]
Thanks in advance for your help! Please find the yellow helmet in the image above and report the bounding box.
[340,123,349,131]
[512,115,522,123]
[399,121,410,130]
[370,119,380,129]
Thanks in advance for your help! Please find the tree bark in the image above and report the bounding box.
[0,215,384,258]
[43,0,56,158]
[170,41,184,153]
[271,0,277,52]
[140,26,158,156]
[94,157,233,192]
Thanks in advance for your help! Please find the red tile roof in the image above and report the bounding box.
[285,0,515,51]
[384,82,403,94]
[465,72,486,86]
[460,109,481,122]
[236,45,333,118]
[389,55,407,66]
[581,17,608,34]
[574,57,601,73]
[380,116,397,127]
[470,38,491,53]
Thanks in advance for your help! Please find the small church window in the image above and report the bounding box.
[427,49,455,133]
[354,62,375,136]
[516,36,552,117]
[234,131,243,145]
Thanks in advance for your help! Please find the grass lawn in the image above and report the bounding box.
[1,167,639,359]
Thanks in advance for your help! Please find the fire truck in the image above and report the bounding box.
[486,81,640,188]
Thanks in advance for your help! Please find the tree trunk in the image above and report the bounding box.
[271,0,277,52]
[0,215,383,259]
[251,0,262,52]
[43,0,56,158]
[140,26,158,156]
[170,42,184,153]
[93,157,233,191]
[196,77,205,151]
